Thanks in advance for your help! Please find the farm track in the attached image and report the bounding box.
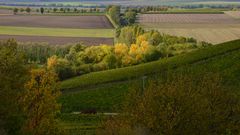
[0,35,114,45]
[61,46,240,93]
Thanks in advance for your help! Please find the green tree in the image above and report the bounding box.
[74,8,78,13]
[26,7,31,14]
[13,8,18,15]
[40,7,44,14]
[20,8,25,12]
[53,8,58,13]
[107,5,121,26]
[0,39,27,135]
[21,69,63,135]
[124,11,137,25]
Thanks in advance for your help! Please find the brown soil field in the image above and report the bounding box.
[0,35,114,45]
[224,11,240,19]
[0,15,113,29]
[138,14,240,44]
[138,14,240,24]
[0,9,12,15]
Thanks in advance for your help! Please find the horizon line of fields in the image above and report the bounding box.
[0,26,115,38]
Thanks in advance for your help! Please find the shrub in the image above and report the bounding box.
[100,73,240,135]
[47,56,75,80]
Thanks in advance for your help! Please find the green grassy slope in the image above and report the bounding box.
[59,39,240,134]
[61,39,240,90]
[60,82,130,113]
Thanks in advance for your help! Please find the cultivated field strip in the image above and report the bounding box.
[138,13,240,44]
[148,28,240,44]
[224,11,240,19]
[0,35,114,45]
[0,15,114,29]
[0,26,115,38]
[138,14,240,24]
[0,9,12,15]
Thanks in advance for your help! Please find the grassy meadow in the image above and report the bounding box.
[0,26,115,38]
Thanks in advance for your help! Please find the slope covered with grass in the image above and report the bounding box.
[61,39,240,90]
[59,39,240,134]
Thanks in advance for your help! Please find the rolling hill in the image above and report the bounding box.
[61,39,240,91]
[59,39,240,134]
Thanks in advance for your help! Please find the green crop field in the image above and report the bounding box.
[0,26,115,38]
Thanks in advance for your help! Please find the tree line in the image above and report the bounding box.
[13,7,103,15]
[106,5,138,27]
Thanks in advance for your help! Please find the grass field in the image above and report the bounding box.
[0,26,115,38]
[60,82,130,113]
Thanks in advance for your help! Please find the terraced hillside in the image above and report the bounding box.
[59,39,240,134]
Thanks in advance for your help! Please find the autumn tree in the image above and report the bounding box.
[0,39,27,135]
[21,69,63,135]
[117,25,144,45]
[47,55,75,80]
[114,43,130,66]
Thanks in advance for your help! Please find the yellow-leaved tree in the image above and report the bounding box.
[21,69,63,135]
[114,43,129,67]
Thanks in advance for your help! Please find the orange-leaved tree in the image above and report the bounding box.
[21,69,63,135]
